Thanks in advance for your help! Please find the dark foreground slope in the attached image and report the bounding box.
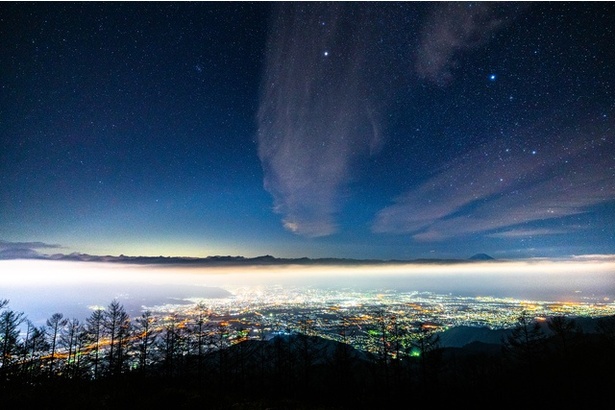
[3,315,615,409]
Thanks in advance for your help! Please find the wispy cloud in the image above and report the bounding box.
[372,122,615,241]
[486,228,571,239]
[415,2,517,85]
[257,4,384,237]
[0,240,63,259]
[0,240,63,250]
[571,254,615,261]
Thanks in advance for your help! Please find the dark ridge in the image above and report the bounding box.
[3,315,613,408]
[1,250,497,266]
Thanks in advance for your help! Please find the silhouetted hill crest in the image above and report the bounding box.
[2,251,502,266]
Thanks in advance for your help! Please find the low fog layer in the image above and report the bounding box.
[2,258,614,325]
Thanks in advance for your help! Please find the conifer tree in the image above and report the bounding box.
[0,302,24,381]
[85,308,104,379]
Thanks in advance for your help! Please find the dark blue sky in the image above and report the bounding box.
[1,2,614,260]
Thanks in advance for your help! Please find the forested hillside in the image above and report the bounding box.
[1,299,614,408]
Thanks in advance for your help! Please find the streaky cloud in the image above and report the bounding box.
[486,228,571,238]
[0,240,63,250]
[257,3,385,237]
[572,254,615,261]
[415,2,519,85]
[372,119,615,241]
[0,239,63,259]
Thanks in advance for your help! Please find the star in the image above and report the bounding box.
[2,2,613,260]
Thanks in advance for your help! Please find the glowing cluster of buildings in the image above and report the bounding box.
[144,285,615,353]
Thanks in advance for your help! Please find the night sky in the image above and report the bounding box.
[1,2,614,260]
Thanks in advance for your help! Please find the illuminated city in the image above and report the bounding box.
[146,284,615,355]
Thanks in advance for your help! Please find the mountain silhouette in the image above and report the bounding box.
[469,253,495,260]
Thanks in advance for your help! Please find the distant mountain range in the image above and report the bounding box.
[0,249,497,266]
